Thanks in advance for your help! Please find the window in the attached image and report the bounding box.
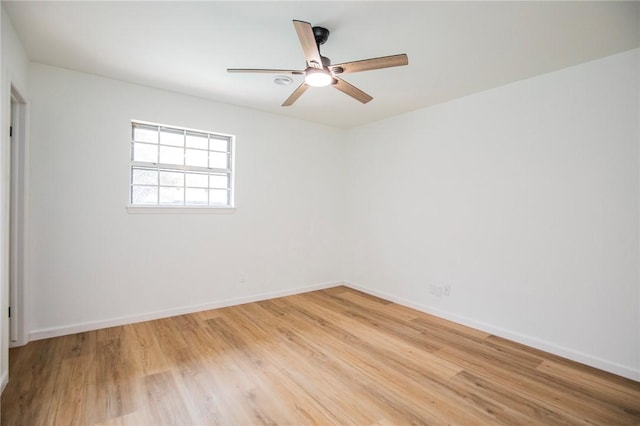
[129,121,234,208]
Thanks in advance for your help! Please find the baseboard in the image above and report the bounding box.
[29,280,342,341]
[343,281,640,382]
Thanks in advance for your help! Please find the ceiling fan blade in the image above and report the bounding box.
[293,20,322,68]
[333,78,373,104]
[282,82,309,107]
[330,54,408,75]
[227,68,304,75]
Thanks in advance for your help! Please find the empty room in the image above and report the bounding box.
[0,1,639,424]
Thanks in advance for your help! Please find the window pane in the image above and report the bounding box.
[132,169,158,185]
[159,146,183,165]
[159,187,184,204]
[131,122,233,208]
[185,149,208,167]
[209,189,228,205]
[159,171,184,187]
[186,173,208,188]
[186,132,208,149]
[209,152,228,169]
[133,143,158,163]
[133,125,158,143]
[160,128,184,147]
[209,175,228,189]
[132,186,158,204]
[186,188,208,205]
[210,137,228,152]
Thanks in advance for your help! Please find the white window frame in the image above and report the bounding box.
[127,120,235,213]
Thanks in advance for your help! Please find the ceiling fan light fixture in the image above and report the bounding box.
[305,68,333,87]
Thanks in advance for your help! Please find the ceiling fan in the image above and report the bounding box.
[227,20,409,106]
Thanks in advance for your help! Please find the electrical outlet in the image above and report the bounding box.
[443,284,451,296]
[239,273,246,283]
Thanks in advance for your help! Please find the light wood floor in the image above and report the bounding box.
[2,286,639,425]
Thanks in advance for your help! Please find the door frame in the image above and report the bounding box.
[8,86,28,347]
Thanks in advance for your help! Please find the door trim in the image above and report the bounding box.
[9,86,28,347]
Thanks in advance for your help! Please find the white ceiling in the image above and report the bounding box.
[4,1,639,128]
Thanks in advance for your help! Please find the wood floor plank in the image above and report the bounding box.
[123,322,170,378]
[141,370,193,425]
[450,369,585,425]
[336,291,422,322]
[276,309,493,424]
[304,290,443,352]
[3,286,639,425]
[289,296,535,425]
[434,345,639,425]
[294,293,464,380]
[9,338,66,426]
[536,360,640,413]
[236,300,429,425]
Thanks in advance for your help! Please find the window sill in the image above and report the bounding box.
[126,205,236,214]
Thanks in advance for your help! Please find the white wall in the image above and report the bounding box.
[344,49,640,380]
[1,4,29,390]
[27,63,345,337]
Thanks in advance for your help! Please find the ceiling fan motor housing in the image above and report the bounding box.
[312,26,330,46]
